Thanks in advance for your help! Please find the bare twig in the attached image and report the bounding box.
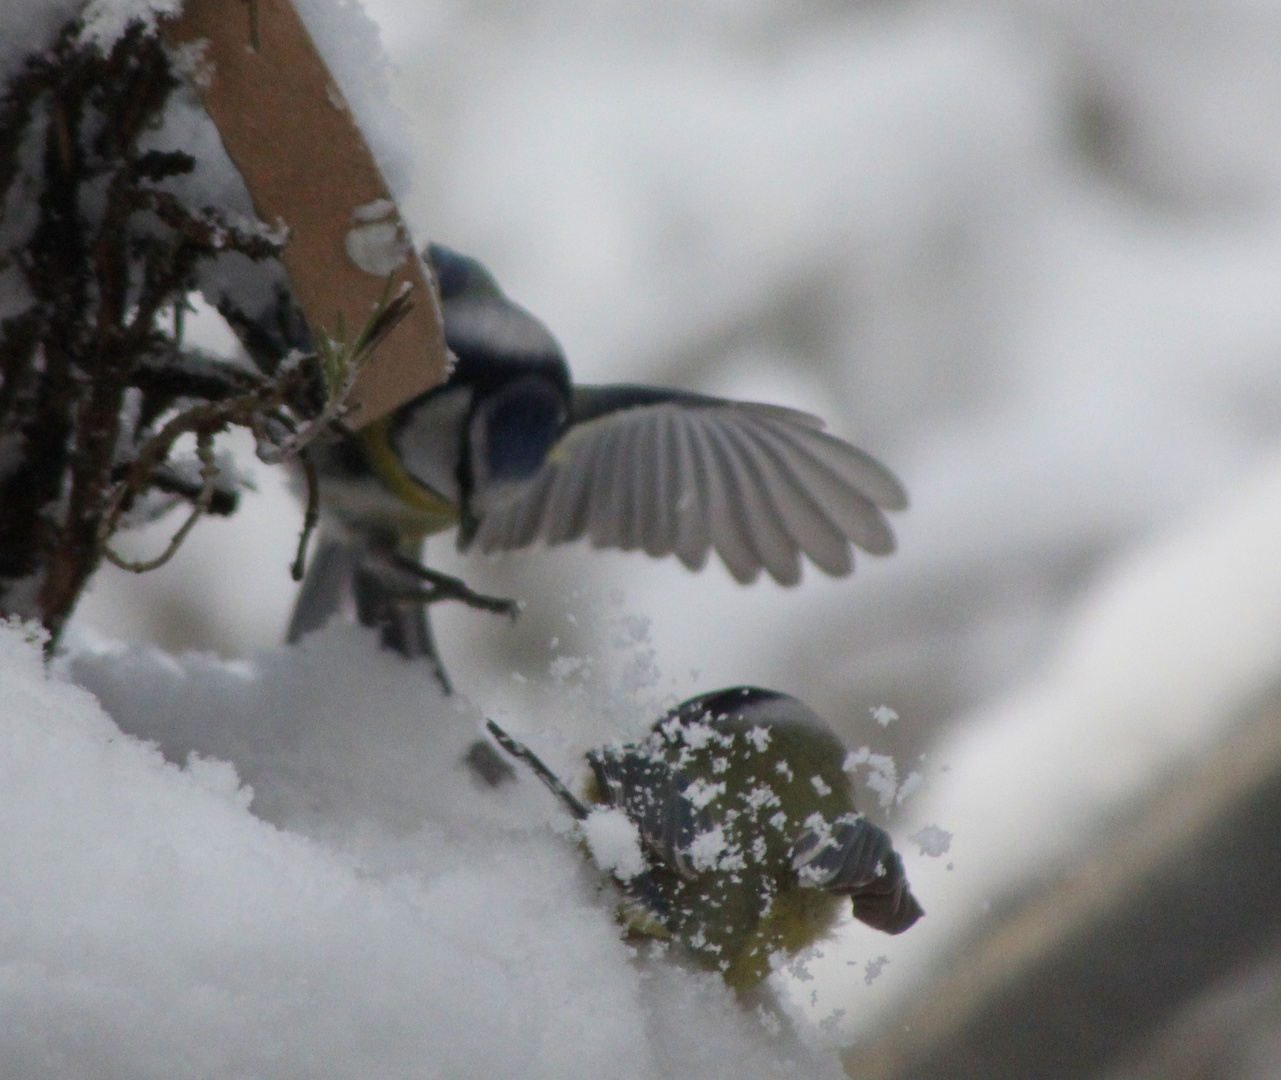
[0,22,307,643]
[102,431,219,573]
[97,362,310,545]
[291,446,320,581]
[0,18,421,648]
[262,284,415,465]
[135,187,284,259]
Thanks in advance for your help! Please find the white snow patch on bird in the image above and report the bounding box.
[581,807,647,882]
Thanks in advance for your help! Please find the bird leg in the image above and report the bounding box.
[383,554,522,621]
[348,543,522,778]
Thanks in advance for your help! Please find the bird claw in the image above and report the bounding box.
[387,555,521,621]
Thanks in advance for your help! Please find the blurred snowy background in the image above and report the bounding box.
[45,0,1281,1075]
[78,0,1281,741]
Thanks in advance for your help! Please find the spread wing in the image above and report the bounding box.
[464,387,908,585]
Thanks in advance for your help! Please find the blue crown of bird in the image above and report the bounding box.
[238,243,909,685]
[487,686,923,992]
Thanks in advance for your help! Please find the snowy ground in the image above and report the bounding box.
[8,0,1281,1074]
[0,619,842,1078]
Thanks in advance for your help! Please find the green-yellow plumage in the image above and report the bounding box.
[584,687,923,991]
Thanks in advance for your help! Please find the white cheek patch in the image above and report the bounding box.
[394,386,472,504]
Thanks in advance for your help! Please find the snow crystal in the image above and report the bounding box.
[684,777,726,809]
[79,0,180,48]
[166,37,212,88]
[745,784,781,810]
[870,706,898,727]
[909,824,953,858]
[581,806,646,881]
[895,770,926,806]
[802,812,828,834]
[351,197,396,223]
[345,218,410,276]
[863,956,890,986]
[688,825,737,872]
[844,747,899,810]
[678,720,716,751]
[785,945,821,983]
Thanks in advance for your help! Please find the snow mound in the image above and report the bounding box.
[0,621,845,1078]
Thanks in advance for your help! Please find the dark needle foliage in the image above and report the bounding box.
[0,19,393,649]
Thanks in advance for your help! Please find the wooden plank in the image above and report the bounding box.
[161,0,448,428]
[842,687,1281,1079]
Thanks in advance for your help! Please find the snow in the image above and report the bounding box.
[0,620,848,1078]
[345,212,411,277]
[843,747,901,810]
[10,0,1281,1068]
[684,777,727,810]
[871,706,898,728]
[0,1,81,79]
[580,807,646,882]
[808,445,1281,1035]
[908,825,952,860]
[687,825,733,874]
[79,0,181,47]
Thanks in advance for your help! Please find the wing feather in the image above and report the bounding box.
[507,466,557,549]
[635,410,670,558]
[708,418,801,585]
[751,419,897,556]
[587,421,627,549]
[729,423,854,576]
[641,411,671,553]
[543,436,594,545]
[615,411,649,552]
[467,396,905,581]
[687,417,761,584]
[667,411,709,571]
[474,484,515,553]
[473,461,555,553]
[756,411,907,511]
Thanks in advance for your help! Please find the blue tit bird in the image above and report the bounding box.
[489,686,923,992]
[285,244,908,691]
